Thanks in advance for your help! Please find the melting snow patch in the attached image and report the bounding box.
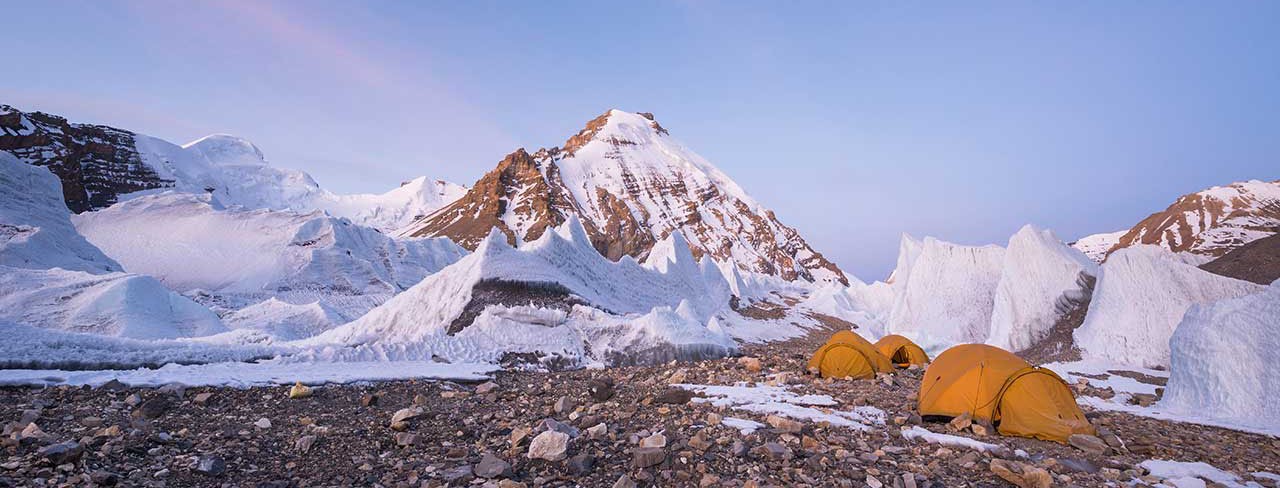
[1139,460,1260,488]
[900,426,1007,453]
[721,417,765,435]
[677,383,885,430]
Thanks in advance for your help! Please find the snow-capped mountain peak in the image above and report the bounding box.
[1109,179,1280,258]
[182,134,268,167]
[403,109,847,285]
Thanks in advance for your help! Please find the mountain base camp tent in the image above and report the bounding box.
[917,344,1094,443]
[875,334,930,367]
[806,330,894,379]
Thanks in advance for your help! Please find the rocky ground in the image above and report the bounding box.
[2,325,1278,488]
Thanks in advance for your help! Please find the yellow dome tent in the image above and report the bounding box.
[806,330,894,379]
[917,344,1095,443]
[874,334,930,367]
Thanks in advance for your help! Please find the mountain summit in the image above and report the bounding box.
[401,109,847,285]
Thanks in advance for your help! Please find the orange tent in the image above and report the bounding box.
[874,334,930,367]
[917,344,1094,443]
[806,330,894,379]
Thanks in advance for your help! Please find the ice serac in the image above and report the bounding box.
[885,235,1006,350]
[1160,281,1280,432]
[72,192,466,320]
[0,151,121,273]
[304,218,736,367]
[1069,230,1125,263]
[1109,179,1280,258]
[1074,245,1264,368]
[987,225,1098,352]
[401,109,847,285]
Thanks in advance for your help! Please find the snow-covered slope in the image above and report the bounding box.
[402,110,846,285]
[987,225,1098,352]
[312,177,468,232]
[1070,230,1125,263]
[303,218,736,367]
[1111,179,1280,258]
[0,152,121,274]
[885,235,1007,350]
[1074,245,1265,368]
[73,192,466,319]
[223,298,348,341]
[1161,281,1280,432]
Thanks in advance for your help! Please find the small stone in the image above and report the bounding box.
[475,452,512,479]
[1068,434,1109,456]
[902,473,918,488]
[947,412,972,432]
[390,407,422,426]
[614,475,638,488]
[653,388,695,405]
[567,453,595,475]
[640,432,667,448]
[527,430,570,461]
[699,473,721,487]
[587,379,616,402]
[475,381,499,394]
[970,423,989,437]
[510,427,532,447]
[705,413,722,425]
[766,415,803,434]
[288,382,313,399]
[90,470,120,485]
[668,369,688,384]
[125,393,142,406]
[192,392,214,405]
[738,356,762,373]
[632,447,666,468]
[135,397,172,419]
[761,442,792,460]
[38,441,83,465]
[253,417,272,429]
[866,475,884,488]
[414,393,430,405]
[395,432,419,446]
[441,464,474,483]
[79,417,103,428]
[587,423,608,439]
[295,435,317,453]
[195,456,226,477]
[688,432,713,452]
[990,459,1052,488]
[359,393,379,406]
[555,395,577,414]
[542,418,580,437]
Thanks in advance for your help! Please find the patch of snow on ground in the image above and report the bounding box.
[721,417,765,435]
[677,383,885,431]
[900,426,1006,453]
[1140,460,1260,488]
[0,359,495,389]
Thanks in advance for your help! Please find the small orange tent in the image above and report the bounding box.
[917,344,1094,443]
[874,334,930,367]
[806,330,894,379]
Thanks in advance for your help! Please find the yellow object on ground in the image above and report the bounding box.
[806,330,894,379]
[917,344,1094,443]
[874,334,930,367]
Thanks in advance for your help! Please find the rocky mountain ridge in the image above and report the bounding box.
[402,109,847,285]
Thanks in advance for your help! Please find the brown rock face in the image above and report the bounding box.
[1199,232,1280,285]
[1108,180,1280,258]
[403,109,848,285]
[0,105,172,212]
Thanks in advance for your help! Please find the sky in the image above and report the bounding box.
[5,1,1279,280]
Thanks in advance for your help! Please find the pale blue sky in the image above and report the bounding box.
[5,1,1278,280]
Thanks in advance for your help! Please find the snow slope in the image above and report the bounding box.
[1160,281,1280,432]
[1074,245,1265,368]
[0,152,121,274]
[73,192,466,298]
[1070,230,1125,263]
[886,235,1006,350]
[302,218,736,367]
[223,298,349,341]
[987,225,1098,352]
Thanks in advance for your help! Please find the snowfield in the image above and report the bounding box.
[73,191,466,324]
[1074,245,1263,368]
